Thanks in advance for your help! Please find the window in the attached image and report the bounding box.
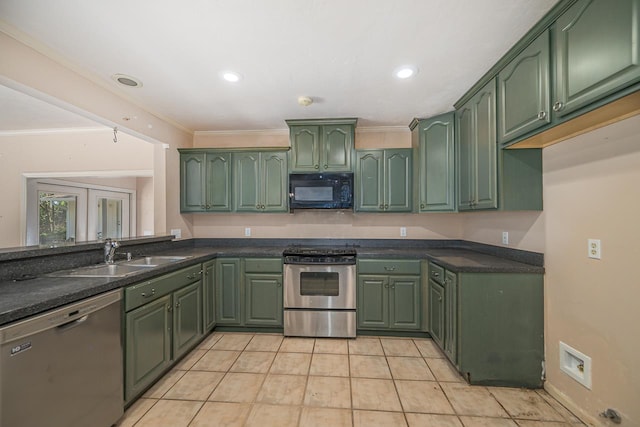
[26,179,135,246]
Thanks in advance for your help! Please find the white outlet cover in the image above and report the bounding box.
[588,239,601,259]
[245,227,251,237]
[400,227,407,237]
[170,228,181,239]
[502,231,509,245]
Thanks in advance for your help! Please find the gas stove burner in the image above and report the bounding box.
[283,246,357,265]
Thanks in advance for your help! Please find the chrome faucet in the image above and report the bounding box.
[104,238,120,264]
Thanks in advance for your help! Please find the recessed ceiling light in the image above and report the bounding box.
[394,66,417,79]
[111,73,143,88]
[221,71,242,83]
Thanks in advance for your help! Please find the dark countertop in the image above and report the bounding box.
[0,239,543,327]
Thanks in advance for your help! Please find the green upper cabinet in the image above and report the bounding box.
[355,149,412,212]
[456,80,498,211]
[410,113,455,212]
[553,0,640,119]
[179,150,231,212]
[497,30,551,144]
[233,151,288,213]
[286,118,357,172]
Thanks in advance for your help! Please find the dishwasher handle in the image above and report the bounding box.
[56,315,89,333]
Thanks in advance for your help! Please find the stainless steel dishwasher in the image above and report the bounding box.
[0,289,123,427]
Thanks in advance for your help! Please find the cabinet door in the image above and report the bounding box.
[389,276,421,330]
[456,105,474,211]
[473,81,498,210]
[173,281,203,359]
[357,275,389,329]
[443,270,457,364]
[233,152,261,212]
[215,258,241,324]
[261,152,288,212]
[244,273,283,326]
[290,125,320,171]
[322,124,353,171]
[206,152,232,211]
[554,0,640,118]
[498,30,551,143]
[125,295,172,402]
[180,152,206,212]
[384,150,412,212]
[202,260,215,332]
[416,114,455,212]
[428,279,445,349]
[355,151,384,212]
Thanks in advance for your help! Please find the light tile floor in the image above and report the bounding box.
[117,332,586,427]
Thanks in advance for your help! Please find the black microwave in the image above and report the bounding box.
[289,173,354,210]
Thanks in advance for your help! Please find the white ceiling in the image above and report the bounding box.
[0,0,558,132]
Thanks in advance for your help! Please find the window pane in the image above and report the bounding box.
[299,272,339,296]
[38,192,77,245]
[96,198,123,240]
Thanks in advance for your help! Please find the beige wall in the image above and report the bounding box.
[0,130,154,247]
[541,115,640,425]
[0,31,193,240]
[460,116,640,425]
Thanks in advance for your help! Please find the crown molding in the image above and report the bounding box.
[0,126,109,136]
[194,128,289,137]
[356,126,409,133]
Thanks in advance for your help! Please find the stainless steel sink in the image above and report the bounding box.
[47,255,193,278]
[48,263,151,278]
[123,255,192,267]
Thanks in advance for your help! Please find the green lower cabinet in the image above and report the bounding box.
[428,261,543,388]
[428,279,445,349]
[357,259,421,331]
[215,257,283,328]
[202,260,215,332]
[124,264,204,403]
[357,276,389,329]
[215,258,242,325]
[244,274,283,326]
[173,281,203,359]
[125,295,172,403]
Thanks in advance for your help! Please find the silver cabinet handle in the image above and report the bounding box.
[438,296,442,302]
[176,302,181,308]
[384,204,389,209]
[277,281,281,287]
[420,203,425,209]
[206,204,211,209]
[537,111,547,120]
[432,272,439,277]
[314,164,319,169]
[324,164,328,169]
[384,266,396,271]
[141,288,155,298]
[553,101,564,112]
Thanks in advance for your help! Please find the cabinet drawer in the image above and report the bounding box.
[428,262,445,285]
[125,264,202,311]
[244,258,282,273]
[358,259,421,275]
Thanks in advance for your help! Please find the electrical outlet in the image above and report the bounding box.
[244,227,251,237]
[170,228,181,239]
[588,239,601,259]
[400,227,407,237]
[502,231,509,245]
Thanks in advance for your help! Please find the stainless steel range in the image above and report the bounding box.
[283,246,357,338]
